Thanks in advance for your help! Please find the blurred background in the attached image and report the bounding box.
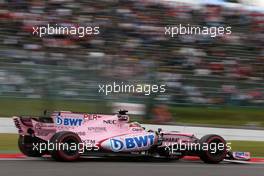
[0,0,263,128]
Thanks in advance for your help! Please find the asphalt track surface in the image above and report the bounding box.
[0,157,263,176]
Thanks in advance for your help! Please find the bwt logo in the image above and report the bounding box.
[110,139,124,152]
[56,116,83,126]
[110,134,155,152]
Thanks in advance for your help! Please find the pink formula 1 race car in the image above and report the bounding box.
[13,110,250,163]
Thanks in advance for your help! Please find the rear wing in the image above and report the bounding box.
[13,116,56,141]
[13,116,33,135]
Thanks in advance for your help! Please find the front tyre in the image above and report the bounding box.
[199,134,227,164]
[50,131,81,162]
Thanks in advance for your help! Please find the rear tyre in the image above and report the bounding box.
[199,134,227,164]
[18,135,44,157]
[50,131,81,162]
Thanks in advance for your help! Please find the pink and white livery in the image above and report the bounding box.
[13,110,250,163]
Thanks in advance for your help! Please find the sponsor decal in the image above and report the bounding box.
[163,137,179,142]
[76,131,86,136]
[35,123,54,129]
[234,152,249,158]
[110,139,124,151]
[57,126,74,130]
[103,120,117,124]
[84,114,101,121]
[14,119,23,133]
[83,139,96,144]
[132,128,143,132]
[56,116,83,126]
[34,123,56,136]
[110,134,155,152]
[87,127,107,132]
[36,129,56,136]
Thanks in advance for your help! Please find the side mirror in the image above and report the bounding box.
[158,128,162,133]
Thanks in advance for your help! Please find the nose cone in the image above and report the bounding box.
[101,138,124,152]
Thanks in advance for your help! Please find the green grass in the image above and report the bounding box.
[0,134,19,153]
[0,134,263,157]
[229,141,264,157]
[170,107,264,127]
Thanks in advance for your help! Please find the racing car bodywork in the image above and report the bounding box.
[13,110,250,162]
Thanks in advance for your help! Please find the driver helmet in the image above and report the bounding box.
[129,122,141,127]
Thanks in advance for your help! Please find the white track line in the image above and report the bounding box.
[0,157,263,164]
